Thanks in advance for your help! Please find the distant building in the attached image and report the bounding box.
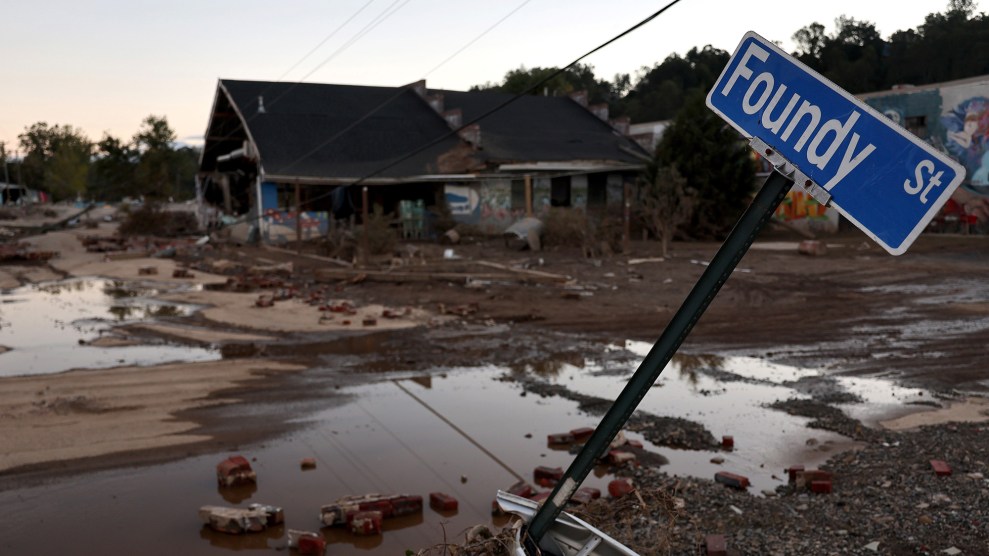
[858,75,989,232]
[197,79,648,243]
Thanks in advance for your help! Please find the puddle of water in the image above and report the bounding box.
[0,277,218,376]
[0,343,946,553]
[0,367,633,554]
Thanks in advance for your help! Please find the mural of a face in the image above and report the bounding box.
[942,97,989,188]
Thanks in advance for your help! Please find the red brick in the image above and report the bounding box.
[803,470,833,483]
[705,534,727,556]
[534,466,564,482]
[930,460,952,476]
[570,489,593,505]
[429,492,458,512]
[506,481,534,499]
[577,487,601,500]
[348,511,382,535]
[390,495,423,517]
[810,480,832,494]
[569,427,595,442]
[547,432,575,445]
[722,436,734,449]
[607,450,637,465]
[297,535,326,555]
[786,465,805,483]
[530,491,551,502]
[357,499,393,517]
[535,477,558,488]
[216,455,256,487]
[714,471,750,489]
[608,479,634,498]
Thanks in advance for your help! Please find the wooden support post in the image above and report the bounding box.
[295,183,302,254]
[361,186,370,268]
[623,182,631,255]
[524,174,533,217]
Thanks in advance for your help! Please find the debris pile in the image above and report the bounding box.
[0,242,56,262]
[198,503,283,534]
[216,455,257,487]
[319,493,424,529]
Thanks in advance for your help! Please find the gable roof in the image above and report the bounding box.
[439,89,644,165]
[200,79,647,182]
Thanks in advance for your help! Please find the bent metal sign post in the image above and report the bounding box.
[524,33,965,549]
[707,31,964,255]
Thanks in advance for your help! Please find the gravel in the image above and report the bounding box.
[598,421,989,555]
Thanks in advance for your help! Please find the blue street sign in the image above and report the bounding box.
[707,32,965,255]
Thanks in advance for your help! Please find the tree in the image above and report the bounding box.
[638,163,694,257]
[654,92,756,238]
[89,134,136,201]
[133,115,178,200]
[18,122,92,201]
[623,46,729,122]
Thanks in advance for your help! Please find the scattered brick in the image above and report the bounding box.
[534,466,564,483]
[547,432,575,445]
[714,471,750,490]
[429,492,458,512]
[931,459,952,476]
[608,478,634,498]
[705,534,728,556]
[569,427,595,442]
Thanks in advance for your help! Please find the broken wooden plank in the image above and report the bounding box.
[314,267,568,285]
[472,260,571,283]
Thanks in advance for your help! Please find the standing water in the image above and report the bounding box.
[0,277,218,376]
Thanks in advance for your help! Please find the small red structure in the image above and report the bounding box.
[288,530,326,555]
[534,466,564,483]
[570,486,604,505]
[506,480,534,499]
[216,455,257,487]
[348,511,383,535]
[607,450,636,465]
[930,459,952,476]
[320,494,422,527]
[714,471,750,489]
[530,491,551,502]
[705,534,728,556]
[547,432,575,445]
[429,492,458,512]
[810,480,833,494]
[569,427,595,442]
[721,435,734,450]
[607,478,634,498]
[786,464,805,483]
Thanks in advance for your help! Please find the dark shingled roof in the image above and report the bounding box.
[206,79,646,180]
[219,79,464,179]
[439,89,645,164]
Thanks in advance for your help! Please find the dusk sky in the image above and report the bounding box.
[0,1,969,152]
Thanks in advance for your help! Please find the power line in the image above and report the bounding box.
[292,0,414,86]
[275,0,377,83]
[287,0,684,210]
[345,0,686,186]
[421,0,533,78]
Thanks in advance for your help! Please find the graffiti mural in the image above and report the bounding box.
[942,96,989,193]
[444,185,481,221]
[773,189,839,234]
[261,210,329,243]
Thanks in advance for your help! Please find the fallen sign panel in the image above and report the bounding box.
[707,31,964,255]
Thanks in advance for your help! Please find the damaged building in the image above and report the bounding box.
[197,78,649,243]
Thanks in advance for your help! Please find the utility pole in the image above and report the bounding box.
[1,142,9,185]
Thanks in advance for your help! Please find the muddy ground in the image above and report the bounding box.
[2,205,989,554]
